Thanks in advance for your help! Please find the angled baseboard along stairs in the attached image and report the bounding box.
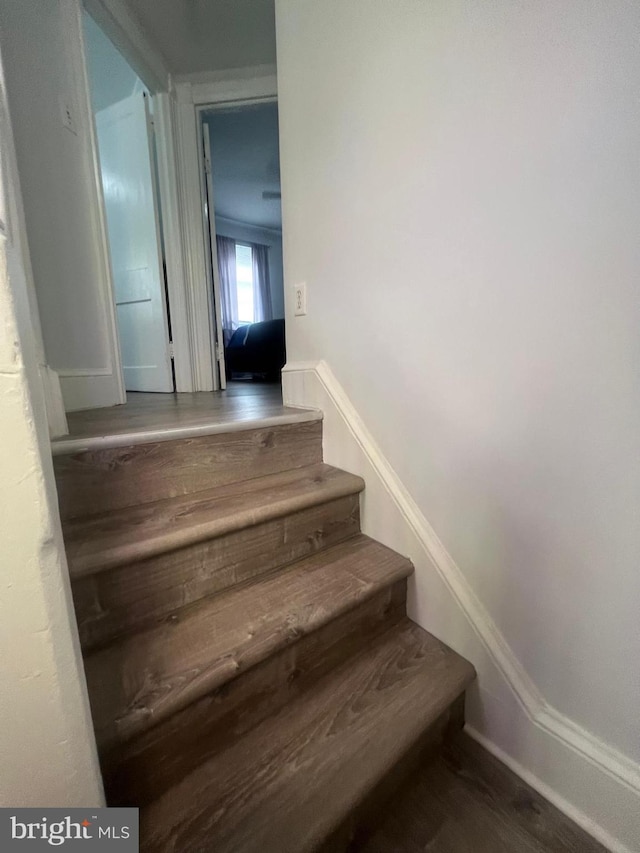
[282,360,640,853]
[53,411,475,852]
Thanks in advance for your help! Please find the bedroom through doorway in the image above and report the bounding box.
[199,101,286,391]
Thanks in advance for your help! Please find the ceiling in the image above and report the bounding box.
[124,0,276,76]
[203,102,282,231]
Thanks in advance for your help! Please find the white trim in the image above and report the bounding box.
[173,64,278,87]
[216,214,282,237]
[282,359,640,853]
[56,367,114,377]
[170,68,279,392]
[201,122,225,390]
[58,373,124,412]
[174,65,277,106]
[465,727,634,853]
[83,0,169,94]
[39,366,68,438]
[152,93,193,391]
[173,96,215,390]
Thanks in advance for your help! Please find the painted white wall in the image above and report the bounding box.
[276,0,640,805]
[215,216,284,319]
[83,11,139,113]
[0,0,123,411]
[0,45,104,807]
[283,362,640,853]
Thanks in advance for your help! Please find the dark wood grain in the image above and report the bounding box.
[139,620,475,853]
[319,696,466,853]
[359,732,609,853]
[73,493,361,651]
[64,464,363,578]
[85,535,414,750]
[54,409,482,853]
[104,581,407,808]
[54,420,323,520]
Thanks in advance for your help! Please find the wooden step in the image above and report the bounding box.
[65,464,364,578]
[68,465,364,650]
[53,419,323,521]
[85,535,413,752]
[140,620,476,853]
[103,579,407,808]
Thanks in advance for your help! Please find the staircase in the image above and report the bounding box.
[53,412,475,852]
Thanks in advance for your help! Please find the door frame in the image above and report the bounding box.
[171,67,278,391]
[82,1,278,394]
[83,0,201,395]
[201,121,226,390]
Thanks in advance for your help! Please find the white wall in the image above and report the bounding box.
[215,216,284,319]
[83,11,139,113]
[276,0,640,831]
[0,45,104,806]
[0,0,123,410]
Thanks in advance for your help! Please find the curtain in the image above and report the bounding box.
[216,235,237,344]
[251,243,273,322]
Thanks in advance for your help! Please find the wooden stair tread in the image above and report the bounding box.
[52,408,322,456]
[141,619,476,853]
[64,464,364,578]
[54,419,323,521]
[86,535,413,749]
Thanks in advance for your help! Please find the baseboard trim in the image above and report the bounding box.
[39,364,68,438]
[59,371,124,412]
[282,359,640,853]
[465,725,632,853]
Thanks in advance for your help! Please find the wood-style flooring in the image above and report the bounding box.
[52,382,319,454]
[361,733,608,853]
[65,382,284,437]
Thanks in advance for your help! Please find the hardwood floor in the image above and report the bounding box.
[52,390,609,852]
[55,412,477,850]
[52,382,319,454]
[360,733,608,853]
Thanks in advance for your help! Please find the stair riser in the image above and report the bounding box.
[86,537,413,753]
[54,420,323,521]
[103,579,407,807]
[73,494,361,651]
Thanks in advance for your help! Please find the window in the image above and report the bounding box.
[235,243,254,324]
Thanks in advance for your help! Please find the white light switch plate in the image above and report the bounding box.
[294,282,307,316]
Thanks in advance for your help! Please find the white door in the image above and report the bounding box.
[96,91,173,392]
[202,122,227,390]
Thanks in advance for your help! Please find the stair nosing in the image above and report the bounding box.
[51,409,323,457]
[87,535,414,749]
[66,464,365,579]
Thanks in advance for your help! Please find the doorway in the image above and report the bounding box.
[83,11,174,393]
[199,102,286,390]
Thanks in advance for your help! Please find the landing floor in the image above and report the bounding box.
[362,734,607,853]
[52,382,319,455]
